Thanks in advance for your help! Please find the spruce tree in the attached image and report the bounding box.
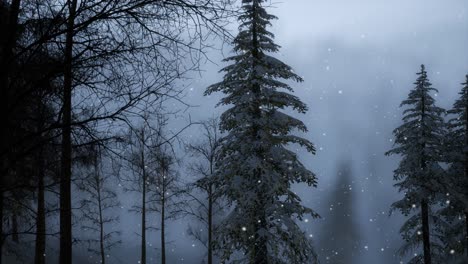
[386,65,445,264]
[205,0,318,263]
[443,74,468,256]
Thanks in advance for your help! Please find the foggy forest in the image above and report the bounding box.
[0,0,467,263]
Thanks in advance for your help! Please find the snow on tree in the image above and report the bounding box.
[204,0,318,263]
[438,74,468,257]
[386,65,446,264]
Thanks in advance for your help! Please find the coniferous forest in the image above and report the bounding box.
[0,0,467,263]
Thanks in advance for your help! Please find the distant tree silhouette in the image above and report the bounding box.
[184,118,224,264]
[319,161,361,264]
[77,146,121,264]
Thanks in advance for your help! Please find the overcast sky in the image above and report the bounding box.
[107,1,468,263]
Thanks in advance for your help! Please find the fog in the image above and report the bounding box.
[121,1,468,263]
[11,0,466,263]
[167,1,467,263]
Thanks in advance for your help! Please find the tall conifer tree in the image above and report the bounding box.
[386,65,445,264]
[205,0,318,263]
[443,74,468,257]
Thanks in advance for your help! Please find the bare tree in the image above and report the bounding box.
[121,112,186,264]
[121,128,147,264]
[0,1,234,262]
[148,141,185,264]
[184,118,224,264]
[77,146,121,264]
[121,115,163,264]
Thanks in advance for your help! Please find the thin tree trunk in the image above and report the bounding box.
[34,155,46,264]
[207,185,213,264]
[97,189,105,264]
[12,159,24,243]
[95,159,105,264]
[60,1,77,263]
[161,171,166,264]
[141,143,147,264]
[421,200,432,264]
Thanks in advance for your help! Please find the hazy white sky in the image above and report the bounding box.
[274,0,467,43]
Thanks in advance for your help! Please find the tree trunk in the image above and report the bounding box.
[251,2,268,263]
[207,185,213,264]
[141,145,147,264]
[161,172,166,264]
[419,69,431,264]
[0,1,21,262]
[253,207,268,264]
[465,211,468,257]
[11,213,18,243]
[34,157,46,264]
[421,200,432,264]
[0,191,3,264]
[60,1,77,263]
[34,96,46,264]
[96,163,105,264]
[252,173,268,263]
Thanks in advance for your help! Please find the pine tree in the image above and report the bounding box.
[205,1,318,263]
[386,65,446,264]
[443,74,468,257]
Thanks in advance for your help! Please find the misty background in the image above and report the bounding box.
[8,0,467,263]
[165,1,467,263]
[123,1,468,263]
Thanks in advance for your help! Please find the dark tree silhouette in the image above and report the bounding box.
[77,146,121,264]
[185,118,224,264]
